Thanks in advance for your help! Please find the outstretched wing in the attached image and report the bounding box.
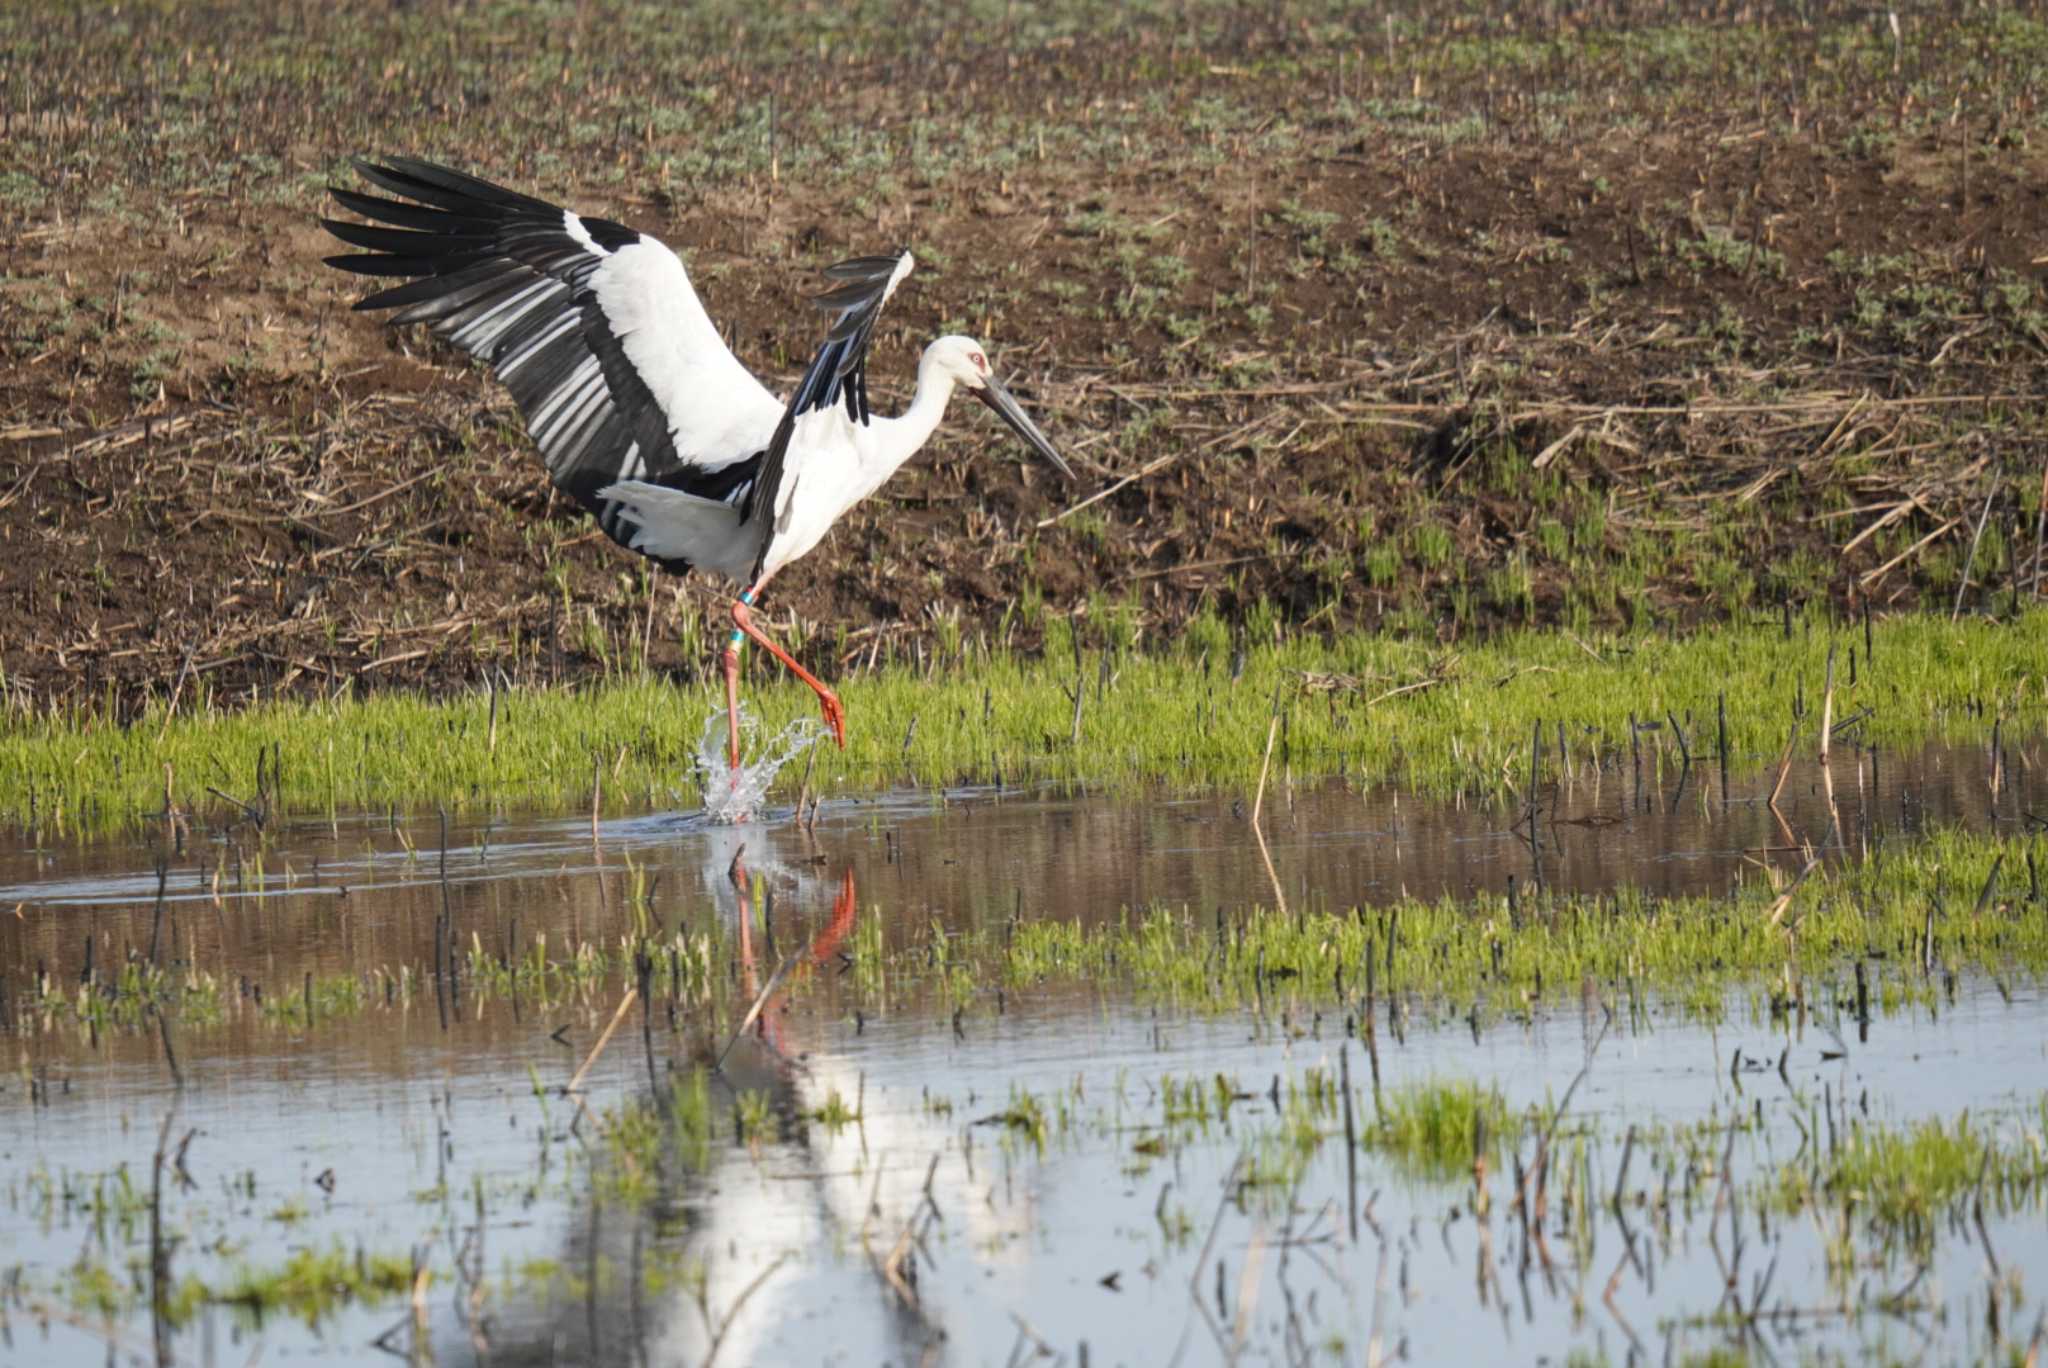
[323,156,786,567]
[742,249,914,581]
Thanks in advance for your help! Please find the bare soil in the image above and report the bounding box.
[3,1,2046,714]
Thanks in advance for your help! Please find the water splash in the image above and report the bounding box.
[693,703,826,824]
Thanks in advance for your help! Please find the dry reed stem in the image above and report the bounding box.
[1817,644,1837,765]
[1767,721,1799,813]
[566,986,638,1095]
[1250,713,1287,919]
[714,951,802,1073]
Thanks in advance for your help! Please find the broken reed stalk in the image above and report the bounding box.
[1250,712,1287,918]
[2032,455,2048,599]
[876,1163,944,1318]
[1664,709,1691,767]
[434,808,454,1029]
[636,946,658,1094]
[1766,856,1823,928]
[715,950,802,1072]
[1820,746,1842,851]
[567,986,639,1095]
[153,1006,183,1088]
[1953,478,1999,620]
[640,580,657,670]
[1767,720,1799,813]
[1817,643,1837,765]
[1184,1154,1250,1347]
[146,856,170,967]
[1068,635,1086,746]
[1525,720,1541,840]
[1628,711,1642,805]
[1513,1010,1612,1215]
[1471,1111,1490,1219]
[1340,1042,1359,1242]
[794,744,817,830]
[699,1252,792,1368]
[148,1104,178,1368]
[1611,1124,1637,1212]
[1716,692,1730,807]
[1972,855,2004,917]
[156,642,198,743]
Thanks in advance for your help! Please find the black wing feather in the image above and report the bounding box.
[740,248,910,581]
[322,155,759,572]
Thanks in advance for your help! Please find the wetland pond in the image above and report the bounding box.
[2,739,2045,1366]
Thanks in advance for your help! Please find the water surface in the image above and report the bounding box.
[1,741,2041,1366]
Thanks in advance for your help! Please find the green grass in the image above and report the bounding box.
[45,1241,417,1331]
[208,1243,415,1327]
[1767,1102,2048,1255]
[22,816,2031,1042]
[1001,823,2045,1018]
[22,920,745,1042]
[1370,1079,1523,1181]
[1,610,2040,831]
[14,820,2044,1056]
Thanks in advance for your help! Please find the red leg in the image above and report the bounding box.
[732,856,756,995]
[807,869,858,965]
[721,639,744,772]
[730,854,778,1048]
[731,597,847,749]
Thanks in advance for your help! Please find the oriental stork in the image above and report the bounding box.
[321,157,1072,775]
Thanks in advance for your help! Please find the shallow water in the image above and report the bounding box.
[0,740,2042,1366]
[0,735,2031,978]
[695,702,831,824]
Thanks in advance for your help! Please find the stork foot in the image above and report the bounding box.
[817,689,847,749]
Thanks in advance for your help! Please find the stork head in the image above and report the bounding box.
[926,335,1073,479]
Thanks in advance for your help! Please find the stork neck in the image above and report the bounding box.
[903,360,958,442]
[870,356,957,476]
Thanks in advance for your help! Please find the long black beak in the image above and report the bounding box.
[975,375,1073,479]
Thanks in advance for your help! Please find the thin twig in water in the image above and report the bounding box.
[1766,857,1824,928]
[1767,721,1799,813]
[1250,713,1287,917]
[715,951,803,1073]
[698,1252,790,1368]
[148,1102,180,1368]
[1817,643,1837,765]
[567,987,639,1096]
[153,1006,183,1089]
[205,786,262,825]
[1514,1007,1612,1213]
[1231,1226,1271,1354]
[1178,1153,1249,1366]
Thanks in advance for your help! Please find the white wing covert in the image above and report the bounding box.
[324,156,784,569]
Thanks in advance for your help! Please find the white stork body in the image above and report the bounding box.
[324,158,1070,771]
[599,341,966,584]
